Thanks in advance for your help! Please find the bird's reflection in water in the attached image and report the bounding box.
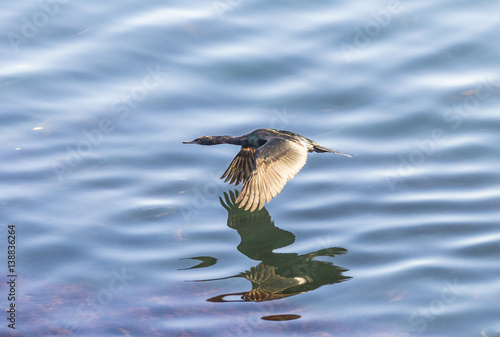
[186,191,351,303]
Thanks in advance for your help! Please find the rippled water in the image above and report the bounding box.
[1,1,500,336]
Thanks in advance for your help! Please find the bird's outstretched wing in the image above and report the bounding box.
[221,147,257,186]
[236,138,308,211]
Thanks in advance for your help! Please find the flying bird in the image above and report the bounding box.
[183,128,350,211]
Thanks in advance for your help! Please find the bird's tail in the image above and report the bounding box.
[313,144,352,157]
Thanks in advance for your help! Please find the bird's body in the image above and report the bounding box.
[183,129,350,211]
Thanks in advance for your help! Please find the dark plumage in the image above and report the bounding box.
[183,128,350,211]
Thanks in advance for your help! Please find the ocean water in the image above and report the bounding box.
[1,0,500,336]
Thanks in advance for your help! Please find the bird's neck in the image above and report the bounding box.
[208,136,243,145]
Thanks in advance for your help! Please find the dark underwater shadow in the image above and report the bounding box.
[181,190,351,303]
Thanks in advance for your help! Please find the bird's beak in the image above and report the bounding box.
[182,140,196,144]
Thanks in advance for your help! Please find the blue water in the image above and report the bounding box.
[1,1,500,336]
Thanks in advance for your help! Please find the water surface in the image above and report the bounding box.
[1,1,500,336]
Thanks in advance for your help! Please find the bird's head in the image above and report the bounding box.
[182,136,216,145]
